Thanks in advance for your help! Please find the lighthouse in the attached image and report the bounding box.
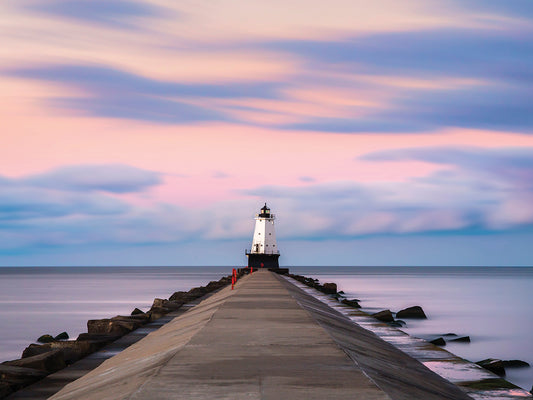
[246,203,280,269]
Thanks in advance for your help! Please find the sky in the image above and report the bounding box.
[1,1,533,266]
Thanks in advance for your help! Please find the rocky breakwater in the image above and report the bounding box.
[285,271,533,396]
[0,273,238,399]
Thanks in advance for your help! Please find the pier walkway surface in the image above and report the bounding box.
[49,270,472,400]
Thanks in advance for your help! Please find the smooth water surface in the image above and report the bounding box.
[0,266,230,362]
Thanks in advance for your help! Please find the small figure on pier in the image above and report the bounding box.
[246,203,280,269]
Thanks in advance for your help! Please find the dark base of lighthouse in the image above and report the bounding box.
[246,253,280,269]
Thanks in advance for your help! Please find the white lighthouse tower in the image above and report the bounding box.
[246,203,280,269]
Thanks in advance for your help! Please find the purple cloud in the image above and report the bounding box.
[23,0,166,28]
[24,164,162,193]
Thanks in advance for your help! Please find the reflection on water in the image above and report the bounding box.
[291,266,533,391]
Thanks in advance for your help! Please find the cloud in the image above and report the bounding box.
[261,27,533,133]
[1,153,532,261]
[362,146,533,187]
[264,28,533,83]
[24,164,162,193]
[452,0,533,20]
[0,164,162,224]
[23,0,165,28]
[0,185,127,222]
[240,146,533,237]
[0,165,252,252]
[6,65,280,123]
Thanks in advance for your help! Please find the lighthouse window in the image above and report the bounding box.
[269,233,271,235]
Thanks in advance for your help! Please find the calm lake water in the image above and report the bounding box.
[1,266,532,390]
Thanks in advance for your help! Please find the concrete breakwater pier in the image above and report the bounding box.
[3,269,528,400]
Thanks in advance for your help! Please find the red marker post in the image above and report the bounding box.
[231,268,237,290]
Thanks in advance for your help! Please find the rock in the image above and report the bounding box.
[21,341,97,365]
[389,321,403,327]
[205,280,225,292]
[55,341,101,364]
[396,306,427,319]
[148,307,170,321]
[341,299,361,308]
[87,318,137,335]
[476,359,505,376]
[37,334,55,343]
[112,314,149,326]
[169,291,188,302]
[442,333,457,337]
[321,283,337,294]
[4,349,66,373]
[151,298,166,308]
[449,336,470,343]
[338,290,345,295]
[76,333,121,343]
[131,308,145,315]
[395,320,406,326]
[0,364,48,390]
[54,331,69,340]
[502,360,530,368]
[0,364,48,379]
[187,286,208,298]
[22,343,53,359]
[151,298,183,311]
[430,337,446,346]
[0,381,13,398]
[371,309,394,322]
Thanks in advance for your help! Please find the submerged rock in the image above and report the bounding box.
[371,309,394,322]
[396,306,427,319]
[476,358,505,376]
[341,298,361,308]
[502,360,530,368]
[36,334,54,344]
[430,337,446,346]
[449,336,470,343]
